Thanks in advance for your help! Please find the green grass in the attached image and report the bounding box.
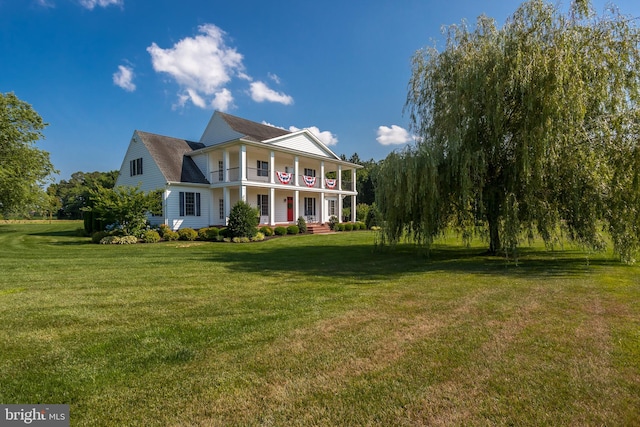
[0,221,638,426]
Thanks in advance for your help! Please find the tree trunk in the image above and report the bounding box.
[486,189,502,255]
[488,214,501,255]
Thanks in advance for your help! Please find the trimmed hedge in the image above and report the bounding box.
[287,225,300,235]
[274,226,287,236]
[142,230,161,243]
[259,226,274,236]
[198,227,220,241]
[178,228,198,241]
[163,230,179,241]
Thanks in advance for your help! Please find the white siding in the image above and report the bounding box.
[270,133,334,158]
[200,113,243,146]
[165,186,211,230]
[191,152,209,180]
[115,132,167,192]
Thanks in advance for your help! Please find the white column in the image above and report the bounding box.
[223,150,230,182]
[269,187,275,226]
[338,195,343,223]
[319,192,325,224]
[223,187,230,225]
[294,156,299,187]
[240,185,246,202]
[269,150,275,184]
[338,165,342,191]
[351,195,357,222]
[294,190,299,222]
[240,145,247,181]
[352,168,357,193]
[320,161,325,189]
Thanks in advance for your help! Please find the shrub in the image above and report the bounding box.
[365,203,381,229]
[344,223,354,231]
[178,228,198,241]
[336,223,345,232]
[163,230,179,241]
[100,235,138,244]
[356,221,366,230]
[232,236,250,243]
[297,216,307,233]
[328,215,339,230]
[274,226,287,236]
[218,228,230,238]
[259,226,273,236]
[91,230,110,244]
[287,225,300,235]
[158,224,171,237]
[252,232,265,242]
[142,230,161,243]
[356,203,370,222]
[198,227,219,241]
[227,201,259,238]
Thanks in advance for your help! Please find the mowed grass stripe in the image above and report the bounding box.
[0,222,638,426]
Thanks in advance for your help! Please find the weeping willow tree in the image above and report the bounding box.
[376,0,640,261]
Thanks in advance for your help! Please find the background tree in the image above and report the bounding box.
[0,92,56,217]
[376,0,640,261]
[85,185,161,236]
[49,170,118,219]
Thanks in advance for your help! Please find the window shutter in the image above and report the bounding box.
[130,160,133,177]
[179,192,185,216]
[139,158,143,175]
[196,193,201,216]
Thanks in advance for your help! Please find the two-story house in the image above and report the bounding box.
[115,111,361,230]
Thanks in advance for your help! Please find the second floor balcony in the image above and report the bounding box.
[210,167,353,191]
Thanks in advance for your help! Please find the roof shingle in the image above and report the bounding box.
[137,131,208,184]
[217,111,291,142]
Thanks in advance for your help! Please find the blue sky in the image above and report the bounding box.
[2,0,639,181]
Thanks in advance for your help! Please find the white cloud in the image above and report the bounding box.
[268,72,281,84]
[147,24,245,111]
[79,0,123,9]
[376,125,414,145]
[211,88,234,111]
[250,81,293,105]
[35,0,55,7]
[290,126,338,146]
[112,65,136,92]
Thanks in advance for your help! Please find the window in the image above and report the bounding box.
[129,158,143,176]
[304,168,316,177]
[257,160,268,177]
[218,160,224,182]
[179,192,201,217]
[328,199,336,217]
[304,197,316,216]
[219,199,225,220]
[257,194,269,216]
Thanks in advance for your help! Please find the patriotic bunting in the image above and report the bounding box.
[303,175,317,187]
[325,178,337,189]
[276,171,293,184]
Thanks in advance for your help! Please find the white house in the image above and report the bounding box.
[115,111,361,231]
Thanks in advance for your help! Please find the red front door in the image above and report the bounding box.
[287,197,294,221]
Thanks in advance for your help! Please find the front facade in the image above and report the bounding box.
[115,111,361,230]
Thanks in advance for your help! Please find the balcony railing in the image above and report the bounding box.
[209,169,353,191]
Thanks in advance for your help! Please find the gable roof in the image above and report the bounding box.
[136,131,209,184]
[217,111,291,142]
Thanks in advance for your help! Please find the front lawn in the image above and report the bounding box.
[0,222,638,426]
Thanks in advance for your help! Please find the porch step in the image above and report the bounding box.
[307,224,333,234]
